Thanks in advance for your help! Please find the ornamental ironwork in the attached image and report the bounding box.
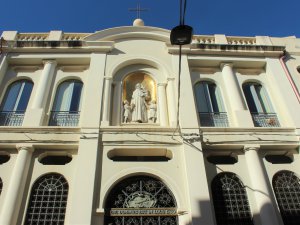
[211,172,253,225]
[25,173,68,225]
[273,170,300,225]
[105,176,178,225]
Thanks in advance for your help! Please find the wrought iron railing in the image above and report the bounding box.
[0,111,24,126]
[251,112,280,127]
[199,112,229,127]
[49,111,80,126]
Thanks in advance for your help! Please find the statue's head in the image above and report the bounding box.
[135,83,141,89]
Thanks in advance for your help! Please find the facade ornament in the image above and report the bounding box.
[148,100,157,123]
[123,100,132,123]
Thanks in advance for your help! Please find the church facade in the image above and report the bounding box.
[0,22,300,225]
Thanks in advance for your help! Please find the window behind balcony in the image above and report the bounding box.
[0,80,33,126]
[194,81,228,127]
[243,83,279,127]
[49,80,83,126]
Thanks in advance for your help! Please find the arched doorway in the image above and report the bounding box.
[104,176,178,225]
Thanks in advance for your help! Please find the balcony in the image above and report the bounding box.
[0,111,24,126]
[199,112,229,127]
[49,111,80,126]
[251,113,280,127]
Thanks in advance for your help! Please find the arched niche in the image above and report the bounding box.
[104,175,178,225]
[109,64,171,126]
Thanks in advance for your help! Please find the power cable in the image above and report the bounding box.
[173,0,188,138]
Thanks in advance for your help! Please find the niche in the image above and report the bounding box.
[108,148,172,162]
[265,154,293,164]
[207,155,238,165]
[38,152,72,165]
[0,152,10,164]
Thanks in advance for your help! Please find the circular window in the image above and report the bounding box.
[297,66,300,73]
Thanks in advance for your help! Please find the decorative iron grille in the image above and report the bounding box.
[49,111,80,126]
[211,172,253,225]
[273,171,300,225]
[0,111,24,126]
[105,176,178,225]
[199,112,229,127]
[25,173,68,225]
[251,113,280,127]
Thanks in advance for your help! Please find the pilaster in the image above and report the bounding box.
[23,60,57,126]
[101,77,113,126]
[157,83,169,126]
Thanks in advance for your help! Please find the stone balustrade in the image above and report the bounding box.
[227,36,256,45]
[192,35,215,44]
[17,33,48,41]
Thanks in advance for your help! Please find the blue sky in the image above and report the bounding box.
[1,0,300,37]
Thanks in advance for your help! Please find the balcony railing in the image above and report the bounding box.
[49,111,80,126]
[251,113,280,127]
[0,111,24,126]
[199,112,229,127]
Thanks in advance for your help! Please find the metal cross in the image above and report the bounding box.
[129,2,148,19]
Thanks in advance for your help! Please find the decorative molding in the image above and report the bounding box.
[235,68,264,75]
[10,65,42,72]
[58,65,89,72]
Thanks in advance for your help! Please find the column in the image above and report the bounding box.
[244,145,280,225]
[157,83,169,126]
[220,63,252,126]
[0,144,34,225]
[166,78,177,127]
[112,81,122,125]
[101,77,112,126]
[23,60,57,126]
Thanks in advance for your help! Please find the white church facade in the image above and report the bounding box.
[0,21,300,225]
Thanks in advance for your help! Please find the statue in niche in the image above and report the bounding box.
[149,100,157,123]
[123,100,132,123]
[130,83,149,123]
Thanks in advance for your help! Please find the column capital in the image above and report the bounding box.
[244,144,260,152]
[104,76,113,80]
[16,144,34,152]
[157,83,167,87]
[42,59,57,65]
[220,62,233,70]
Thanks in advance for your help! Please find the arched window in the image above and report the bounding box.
[211,172,253,225]
[243,83,279,127]
[104,176,178,225]
[49,80,83,126]
[0,80,33,126]
[194,81,228,127]
[25,173,68,225]
[273,171,300,225]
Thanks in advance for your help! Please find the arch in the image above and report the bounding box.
[109,56,172,83]
[104,175,178,225]
[211,172,253,225]
[24,173,69,225]
[194,81,228,127]
[273,170,300,225]
[0,79,33,126]
[49,79,83,126]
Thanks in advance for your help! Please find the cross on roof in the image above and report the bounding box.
[129,3,148,19]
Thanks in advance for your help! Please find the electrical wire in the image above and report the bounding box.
[173,0,188,138]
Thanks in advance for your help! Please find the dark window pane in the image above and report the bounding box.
[69,82,82,112]
[16,82,33,111]
[211,172,253,225]
[25,173,68,225]
[273,171,300,225]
